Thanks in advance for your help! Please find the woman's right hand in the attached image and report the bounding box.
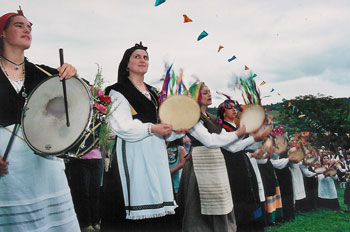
[151,123,173,136]
[0,156,9,176]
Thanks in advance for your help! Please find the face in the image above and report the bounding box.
[223,103,238,121]
[322,156,329,165]
[200,85,212,106]
[2,16,32,51]
[127,49,149,75]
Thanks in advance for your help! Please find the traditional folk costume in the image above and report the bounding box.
[271,155,296,221]
[0,59,80,232]
[272,153,295,222]
[178,113,259,232]
[300,164,318,211]
[101,79,182,231]
[289,162,307,212]
[221,121,264,232]
[317,173,340,210]
[256,158,283,226]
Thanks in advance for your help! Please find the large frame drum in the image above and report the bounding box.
[21,75,94,155]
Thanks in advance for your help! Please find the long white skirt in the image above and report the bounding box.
[0,125,80,232]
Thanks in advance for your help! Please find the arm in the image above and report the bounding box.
[189,121,239,148]
[271,158,290,169]
[108,90,151,142]
[300,164,317,177]
[170,146,186,174]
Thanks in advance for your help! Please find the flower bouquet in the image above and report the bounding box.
[90,65,116,160]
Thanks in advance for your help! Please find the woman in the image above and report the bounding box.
[216,100,265,232]
[0,9,80,232]
[177,83,267,232]
[317,155,340,210]
[100,42,184,231]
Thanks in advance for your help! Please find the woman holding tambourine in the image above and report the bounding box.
[315,155,341,210]
[177,83,268,232]
[0,8,80,232]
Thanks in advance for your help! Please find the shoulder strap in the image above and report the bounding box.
[34,64,53,77]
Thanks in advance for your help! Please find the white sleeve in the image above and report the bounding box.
[245,140,263,151]
[271,158,289,169]
[189,121,239,148]
[222,136,255,153]
[300,165,316,177]
[108,90,150,142]
[256,158,268,164]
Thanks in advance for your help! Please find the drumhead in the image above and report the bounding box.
[327,169,337,176]
[315,167,327,174]
[22,75,93,155]
[288,147,305,162]
[159,95,200,130]
[239,104,265,133]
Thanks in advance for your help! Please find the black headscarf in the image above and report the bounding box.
[117,42,148,84]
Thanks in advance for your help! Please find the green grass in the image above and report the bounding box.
[265,186,350,232]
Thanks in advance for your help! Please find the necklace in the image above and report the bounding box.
[0,58,27,99]
[1,55,25,70]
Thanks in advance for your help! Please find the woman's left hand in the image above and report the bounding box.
[174,128,189,134]
[57,63,77,80]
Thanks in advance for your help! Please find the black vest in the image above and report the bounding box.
[0,59,58,127]
[105,78,158,124]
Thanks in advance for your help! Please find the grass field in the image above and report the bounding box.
[265,186,350,232]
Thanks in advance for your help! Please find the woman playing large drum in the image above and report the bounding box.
[0,8,80,232]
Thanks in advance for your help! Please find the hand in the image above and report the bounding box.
[252,127,270,141]
[151,123,173,136]
[235,124,246,138]
[288,157,299,163]
[0,156,9,176]
[174,128,189,134]
[57,63,77,80]
[251,149,267,159]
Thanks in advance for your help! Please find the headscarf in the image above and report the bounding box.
[117,42,148,83]
[0,7,26,55]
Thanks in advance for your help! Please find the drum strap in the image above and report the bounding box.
[0,124,25,142]
[34,65,52,76]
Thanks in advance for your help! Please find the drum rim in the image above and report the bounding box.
[21,75,94,155]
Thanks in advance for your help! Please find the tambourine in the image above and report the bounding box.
[303,148,318,166]
[159,95,200,130]
[239,104,265,133]
[315,167,327,174]
[288,147,305,162]
[326,169,337,176]
[274,135,288,154]
[253,138,273,159]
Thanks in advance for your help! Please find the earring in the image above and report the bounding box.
[126,67,129,72]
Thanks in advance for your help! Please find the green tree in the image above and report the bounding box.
[275,94,350,149]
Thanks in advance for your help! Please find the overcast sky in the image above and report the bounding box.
[3,0,350,106]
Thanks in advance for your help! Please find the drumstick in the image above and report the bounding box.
[3,124,19,161]
[59,48,70,127]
